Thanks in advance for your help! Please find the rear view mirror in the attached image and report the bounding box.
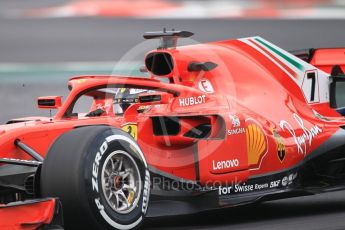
[139,92,172,105]
[38,96,62,109]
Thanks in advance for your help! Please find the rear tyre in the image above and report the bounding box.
[41,126,150,230]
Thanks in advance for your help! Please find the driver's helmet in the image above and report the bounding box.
[114,88,147,114]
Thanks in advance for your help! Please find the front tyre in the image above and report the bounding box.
[41,126,150,230]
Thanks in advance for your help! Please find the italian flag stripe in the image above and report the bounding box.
[248,39,297,78]
[254,37,304,72]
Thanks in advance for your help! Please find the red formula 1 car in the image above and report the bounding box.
[1,30,345,230]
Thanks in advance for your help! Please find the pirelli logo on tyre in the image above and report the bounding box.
[142,170,150,214]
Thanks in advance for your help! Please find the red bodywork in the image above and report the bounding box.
[0,199,58,229]
[1,36,345,228]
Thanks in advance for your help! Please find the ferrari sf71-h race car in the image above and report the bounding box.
[1,30,345,230]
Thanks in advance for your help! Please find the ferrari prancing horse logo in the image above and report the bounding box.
[121,123,138,141]
[272,129,286,162]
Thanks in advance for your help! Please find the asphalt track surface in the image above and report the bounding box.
[2,3,345,229]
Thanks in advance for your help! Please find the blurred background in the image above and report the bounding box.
[1,1,345,229]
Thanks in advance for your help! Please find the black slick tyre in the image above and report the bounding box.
[41,126,150,230]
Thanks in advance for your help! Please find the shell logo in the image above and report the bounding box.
[246,123,267,168]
